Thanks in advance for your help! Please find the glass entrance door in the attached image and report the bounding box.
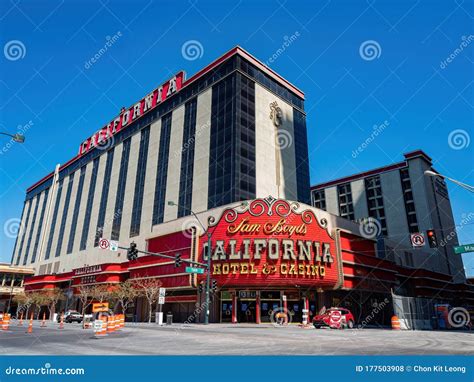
[238,300,256,323]
[221,301,233,323]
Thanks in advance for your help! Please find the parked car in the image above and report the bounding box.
[313,307,355,329]
[58,310,83,323]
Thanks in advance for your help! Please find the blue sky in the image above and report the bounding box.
[0,0,473,274]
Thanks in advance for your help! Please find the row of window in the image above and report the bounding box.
[14,70,307,265]
[24,54,305,203]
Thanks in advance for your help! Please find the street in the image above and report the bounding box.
[1,322,472,355]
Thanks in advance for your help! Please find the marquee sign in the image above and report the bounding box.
[74,264,102,276]
[201,196,341,288]
[78,71,184,156]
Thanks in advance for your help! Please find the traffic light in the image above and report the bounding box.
[175,254,182,267]
[127,242,138,261]
[211,279,218,292]
[198,284,203,293]
[426,230,438,248]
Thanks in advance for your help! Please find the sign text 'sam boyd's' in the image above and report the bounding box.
[78,72,185,156]
[200,197,341,288]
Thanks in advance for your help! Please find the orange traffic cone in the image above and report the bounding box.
[18,312,23,326]
[59,313,64,329]
[26,313,33,334]
[40,312,47,328]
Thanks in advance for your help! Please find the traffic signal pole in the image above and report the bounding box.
[204,232,212,325]
[122,244,207,268]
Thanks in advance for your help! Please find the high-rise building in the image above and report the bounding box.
[12,46,310,274]
[311,150,465,283]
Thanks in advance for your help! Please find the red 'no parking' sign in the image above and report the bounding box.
[411,233,425,247]
[329,311,342,329]
[99,238,110,250]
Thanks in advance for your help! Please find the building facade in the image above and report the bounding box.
[311,150,465,283]
[0,263,35,314]
[13,48,473,326]
[11,46,310,275]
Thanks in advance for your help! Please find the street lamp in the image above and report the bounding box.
[424,170,474,193]
[167,201,212,325]
[0,132,25,143]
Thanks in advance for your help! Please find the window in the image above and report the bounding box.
[111,138,131,240]
[293,109,310,204]
[400,168,419,233]
[80,157,99,250]
[31,188,49,263]
[364,176,388,236]
[67,166,86,253]
[55,173,75,257]
[23,194,41,265]
[404,252,414,267]
[130,127,150,237]
[178,98,198,218]
[45,179,64,260]
[208,73,256,209]
[312,189,326,211]
[94,149,115,247]
[337,183,355,220]
[15,200,32,265]
[152,113,172,225]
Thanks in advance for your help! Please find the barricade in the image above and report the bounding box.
[2,313,11,331]
[391,315,401,330]
[26,313,33,334]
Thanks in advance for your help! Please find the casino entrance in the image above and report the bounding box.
[218,289,316,324]
[237,291,257,323]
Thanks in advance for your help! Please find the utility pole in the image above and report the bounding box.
[167,201,213,325]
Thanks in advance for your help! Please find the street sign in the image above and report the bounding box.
[159,288,166,297]
[454,244,474,254]
[94,320,103,331]
[98,238,110,250]
[185,266,205,274]
[158,296,165,305]
[92,302,109,313]
[109,241,118,251]
[411,233,425,247]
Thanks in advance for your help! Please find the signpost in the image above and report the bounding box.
[109,241,118,251]
[454,244,474,254]
[92,302,109,313]
[411,233,425,247]
[157,288,166,325]
[185,266,204,274]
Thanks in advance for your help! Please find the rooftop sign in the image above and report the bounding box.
[78,72,184,156]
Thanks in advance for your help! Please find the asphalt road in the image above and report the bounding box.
[1,321,473,355]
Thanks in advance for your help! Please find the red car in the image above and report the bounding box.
[312,307,355,329]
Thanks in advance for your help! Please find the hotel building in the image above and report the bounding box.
[12,47,473,325]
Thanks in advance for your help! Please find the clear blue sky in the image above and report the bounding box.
[0,0,473,274]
